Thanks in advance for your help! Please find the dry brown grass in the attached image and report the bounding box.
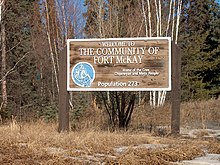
[129,98,220,131]
[206,141,220,154]
[0,121,153,164]
[110,144,204,165]
[181,98,220,128]
[0,98,220,164]
[0,119,218,165]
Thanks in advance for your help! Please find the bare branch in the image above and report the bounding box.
[137,19,144,36]
[0,52,29,83]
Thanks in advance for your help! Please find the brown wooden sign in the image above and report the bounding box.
[67,37,171,91]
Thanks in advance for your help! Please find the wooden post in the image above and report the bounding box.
[171,42,181,135]
[58,47,70,132]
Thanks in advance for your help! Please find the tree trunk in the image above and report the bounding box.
[1,0,7,111]
[175,0,182,44]
[147,0,152,37]
[171,0,176,40]
[61,0,67,43]
[141,0,148,37]
[154,0,159,37]
[166,0,173,36]
[44,0,59,94]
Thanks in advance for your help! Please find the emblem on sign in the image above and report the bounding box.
[71,62,95,87]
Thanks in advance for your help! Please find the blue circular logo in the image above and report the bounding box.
[71,62,95,87]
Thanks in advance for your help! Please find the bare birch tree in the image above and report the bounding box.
[83,0,183,127]
[62,0,67,40]
[158,0,162,36]
[139,0,183,108]
[171,0,176,40]
[147,0,152,37]
[166,0,173,37]
[44,0,59,94]
[141,0,148,37]
[0,0,7,111]
[175,0,182,44]
[42,0,81,96]
[154,0,160,37]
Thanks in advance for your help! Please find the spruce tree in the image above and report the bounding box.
[180,0,220,100]
[3,0,36,118]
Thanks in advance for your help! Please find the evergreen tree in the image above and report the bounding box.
[3,0,36,118]
[180,0,220,100]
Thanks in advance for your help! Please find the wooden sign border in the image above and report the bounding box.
[67,37,171,91]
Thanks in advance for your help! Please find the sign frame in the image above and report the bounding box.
[67,37,171,91]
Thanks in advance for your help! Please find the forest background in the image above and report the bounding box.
[0,0,220,130]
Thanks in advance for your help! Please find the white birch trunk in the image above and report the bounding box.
[153,0,159,108]
[45,0,59,93]
[158,0,162,36]
[153,91,156,108]
[0,0,7,110]
[161,91,167,106]
[147,0,182,108]
[53,2,60,71]
[98,0,110,103]
[157,0,163,106]
[159,91,163,106]
[0,0,2,21]
[157,91,161,107]
[171,0,176,40]
[150,91,152,107]
[51,65,55,100]
[98,0,103,38]
[107,91,110,103]
[61,0,67,42]
[166,0,173,37]
[147,0,152,37]
[54,38,59,72]
[141,0,148,37]
[55,0,62,48]
[175,0,182,44]
[154,0,159,37]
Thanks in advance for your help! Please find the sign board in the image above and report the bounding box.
[67,37,171,91]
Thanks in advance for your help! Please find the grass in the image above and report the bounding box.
[0,120,219,164]
[0,98,220,164]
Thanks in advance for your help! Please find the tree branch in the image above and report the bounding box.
[0,52,29,83]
